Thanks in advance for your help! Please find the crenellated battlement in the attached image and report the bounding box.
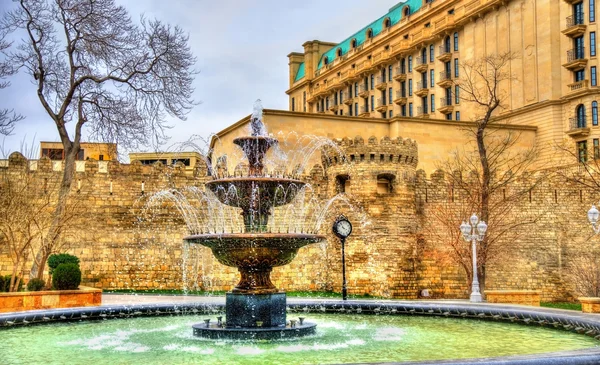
[2,152,210,177]
[321,135,418,168]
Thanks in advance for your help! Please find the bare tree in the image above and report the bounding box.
[0,155,82,291]
[1,0,197,278]
[437,52,546,294]
[0,30,24,135]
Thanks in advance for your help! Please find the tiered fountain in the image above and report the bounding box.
[185,104,325,339]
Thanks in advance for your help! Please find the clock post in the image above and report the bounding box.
[333,215,353,301]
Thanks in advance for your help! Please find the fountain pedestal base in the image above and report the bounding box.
[225,292,286,328]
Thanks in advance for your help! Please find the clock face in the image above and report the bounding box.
[335,219,352,238]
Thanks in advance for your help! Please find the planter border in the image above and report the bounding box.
[0,285,101,313]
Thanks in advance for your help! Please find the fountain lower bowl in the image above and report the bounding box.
[192,321,317,340]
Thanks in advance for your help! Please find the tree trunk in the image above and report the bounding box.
[30,142,78,280]
[476,117,491,298]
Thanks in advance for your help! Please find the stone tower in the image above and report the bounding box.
[321,136,421,298]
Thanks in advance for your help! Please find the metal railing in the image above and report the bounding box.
[396,90,407,99]
[570,116,587,129]
[416,81,428,91]
[439,44,451,55]
[416,56,428,66]
[394,67,406,77]
[439,71,452,82]
[567,47,586,62]
[376,75,387,85]
[360,105,369,114]
[440,97,452,107]
[377,98,387,108]
[566,13,585,28]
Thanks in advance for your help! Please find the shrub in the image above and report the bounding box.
[48,253,80,275]
[27,278,46,292]
[52,263,81,290]
[0,275,23,292]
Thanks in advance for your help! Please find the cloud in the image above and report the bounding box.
[0,0,399,157]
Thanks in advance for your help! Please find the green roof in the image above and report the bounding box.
[294,62,305,82]
[292,0,423,82]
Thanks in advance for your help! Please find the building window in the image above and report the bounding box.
[337,48,343,57]
[324,56,329,66]
[430,69,435,87]
[453,32,459,51]
[421,48,427,64]
[408,79,413,96]
[408,56,413,72]
[351,39,357,49]
[444,36,451,53]
[401,58,406,73]
[576,69,585,82]
[389,110,394,118]
[389,87,393,104]
[593,101,598,125]
[455,85,460,104]
[403,5,410,17]
[303,91,306,112]
[292,97,295,111]
[370,74,375,90]
[382,111,387,118]
[592,67,597,86]
[371,95,374,111]
[454,58,459,77]
[401,105,407,116]
[377,174,394,194]
[354,82,359,96]
[349,104,353,116]
[594,139,600,159]
[575,35,585,59]
[577,104,586,127]
[355,103,358,116]
[431,94,435,112]
[98,154,104,161]
[429,44,434,62]
[578,140,588,163]
[382,89,387,105]
[409,102,413,117]
[325,97,329,110]
[446,113,452,120]
[384,18,391,28]
[401,81,406,97]
[591,0,596,22]
[455,111,461,121]
[592,32,597,57]
[340,90,344,104]
[422,96,428,114]
[336,175,350,193]
[366,28,373,39]
[388,65,393,81]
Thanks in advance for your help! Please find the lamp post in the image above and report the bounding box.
[588,205,600,234]
[460,213,488,303]
[333,215,353,300]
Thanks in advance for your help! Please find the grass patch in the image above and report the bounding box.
[541,302,581,311]
[104,289,382,299]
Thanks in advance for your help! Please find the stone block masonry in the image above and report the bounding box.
[0,136,598,302]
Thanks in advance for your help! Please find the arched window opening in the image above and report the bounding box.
[336,174,350,194]
[323,56,329,66]
[593,101,598,126]
[401,58,406,73]
[383,18,391,28]
[421,47,427,62]
[403,6,411,17]
[576,104,586,128]
[376,173,395,194]
[351,39,357,49]
[444,36,451,53]
[337,48,343,57]
[366,28,373,39]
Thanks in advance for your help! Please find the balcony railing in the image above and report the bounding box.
[358,84,369,97]
[376,75,388,90]
[394,67,407,81]
[416,106,429,117]
[437,45,452,61]
[415,57,428,72]
[440,98,452,107]
[360,105,369,115]
[396,90,407,99]
[566,13,585,28]
[570,116,587,130]
[569,80,589,91]
[376,98,388,112]
[567,47,586,62]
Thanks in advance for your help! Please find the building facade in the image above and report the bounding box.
[286,0,600,163]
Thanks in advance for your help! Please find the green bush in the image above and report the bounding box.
[48,253,80,275]
[52,263,81,290]
[27,278,46,292]
[0,275,23,292]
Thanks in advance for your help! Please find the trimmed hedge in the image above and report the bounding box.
[48,253,80,275]
[0,275,23,292]
[52,263,81,290]
[27,278,46,292]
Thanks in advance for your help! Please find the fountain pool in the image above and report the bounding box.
[3,309,599,365]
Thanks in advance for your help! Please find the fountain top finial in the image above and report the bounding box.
[250,99,266,136]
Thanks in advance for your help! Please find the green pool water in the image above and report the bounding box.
[2,313,598,365]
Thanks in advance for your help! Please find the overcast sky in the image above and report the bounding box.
[0,0,394,158]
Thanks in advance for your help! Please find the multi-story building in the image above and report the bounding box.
[286,0,600,163]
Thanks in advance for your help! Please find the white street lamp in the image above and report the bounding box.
[460,213,487,303]
[588,205,600,234]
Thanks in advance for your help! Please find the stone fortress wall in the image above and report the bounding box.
[0,136,598,302]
